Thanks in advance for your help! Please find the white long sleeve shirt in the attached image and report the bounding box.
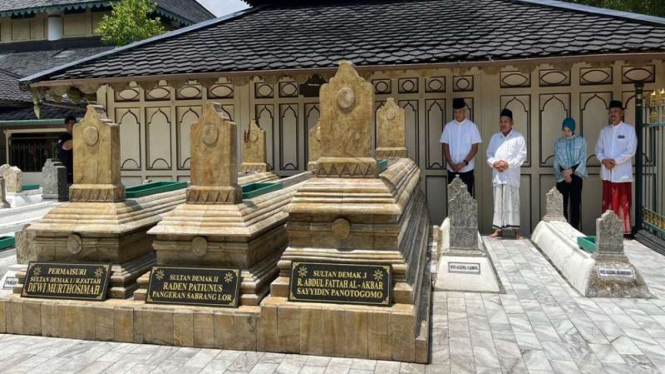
[439,119,482,173]
[486,130,527,188]
[595,122,637,183]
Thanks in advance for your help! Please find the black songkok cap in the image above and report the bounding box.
[452,98,466,110]
[500,108,513,120]
[609,100,624,110]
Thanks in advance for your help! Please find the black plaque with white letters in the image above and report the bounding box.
[289,262,391,306]
[22,262,112,301]
[146,266,241,307]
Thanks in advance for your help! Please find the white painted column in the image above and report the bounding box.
[47,12,63,41]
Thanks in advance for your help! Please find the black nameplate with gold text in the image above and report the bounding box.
[289,262,391,306]
[22,262,112,301]
[146,266,241,308]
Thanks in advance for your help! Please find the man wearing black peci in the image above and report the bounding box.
[439,98,482,195]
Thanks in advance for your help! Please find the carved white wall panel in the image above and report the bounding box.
[400,100,419,162]
[622,65,655,83]
[580,92,611,166]
[116,108,141,170]
[208,84,234,99]
[426,175,447,225]
[539,94,570,166]
[539,69,570,87]
[279,104,299,171]
[176,85,202,100]
[426,77,446,93]
[176,106,201,170]
[425,99,445,170]
[255,104,275,170]
[304,104,319,164]
[580,67,612,85]
[500,71,531,88]
[146,107,172,170]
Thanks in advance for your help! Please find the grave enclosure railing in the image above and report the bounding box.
[635,83,665,254]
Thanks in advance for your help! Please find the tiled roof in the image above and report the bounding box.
[0,38,111,110]
[0,0,215,25]
[0,104,85,122]
[22,0,665,84]
[0,70,31,105]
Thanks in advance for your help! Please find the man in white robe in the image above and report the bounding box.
[486,109,528,238]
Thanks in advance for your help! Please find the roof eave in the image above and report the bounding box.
[18,5,263,90]
[24,51,665,89]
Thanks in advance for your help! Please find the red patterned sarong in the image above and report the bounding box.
[602,181,632,234]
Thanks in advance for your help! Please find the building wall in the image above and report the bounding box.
[0,9,109,43]
[99,60,665,235]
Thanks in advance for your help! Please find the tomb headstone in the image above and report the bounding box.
[543,187,566,222]
[41,159,68,201]
[69,105,125,202]
[241,120,268,173]
[308,122,320,171]
[449,187,478,251]
[0,178,9,209]
[186,103,241,204]
[376,98,408,159]
[317,61,377,177]
[594,210,627,261]
[3,166,23,193]
[447,175,467,202]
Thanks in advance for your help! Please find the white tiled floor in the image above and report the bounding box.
[1,238,665,373]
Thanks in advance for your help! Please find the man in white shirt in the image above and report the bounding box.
[595,100,637,235]
[486,109,528,239]
[440,98,482,195]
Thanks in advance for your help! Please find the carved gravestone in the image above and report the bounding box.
[543,187,566,222]
[2,165,22,193]
[594,210,627,261]
[317,61,377,178]
[447,176,468,202]
[15,225,36,264]
[186,102,241,204]
[376,98,408,159]
[41,159,68,201]
[69,105,125,202]
[308,122,320,172]
[449,187,479,251]
[241,120,268,173]
[0,178,9,208]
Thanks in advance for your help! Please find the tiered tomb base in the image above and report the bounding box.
[135,172,312,305]
[265,158,431,362]
[16,189,185,298]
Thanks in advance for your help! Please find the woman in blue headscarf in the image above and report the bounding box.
[553,117,588,230]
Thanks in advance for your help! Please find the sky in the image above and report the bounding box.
[197,0,249,17]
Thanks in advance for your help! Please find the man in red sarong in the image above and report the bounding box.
[595,100,637,235]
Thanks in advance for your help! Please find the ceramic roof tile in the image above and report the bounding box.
[21,0,665,83]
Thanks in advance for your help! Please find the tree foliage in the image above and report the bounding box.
[96,0,167,46]
[565,0,665,17]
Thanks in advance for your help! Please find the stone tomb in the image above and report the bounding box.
[265,62,432,362]
[1,165,22,194]
[435,177,502,293]
[17,106,186,298]
[137,103,312,306]
[41,159,68,201]
[532,188,650,298]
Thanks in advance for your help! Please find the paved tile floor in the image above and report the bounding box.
[1,238,665,374]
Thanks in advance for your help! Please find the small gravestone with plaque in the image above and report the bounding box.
[436,176,501,293]
[587,210,650,298]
